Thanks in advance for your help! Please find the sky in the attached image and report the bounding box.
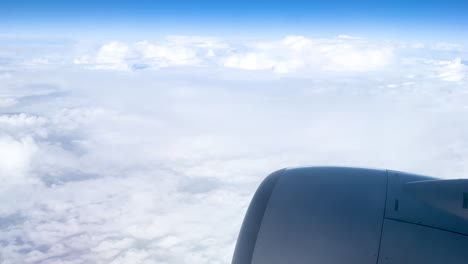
[2,0,468,40]
[1,1,468,264]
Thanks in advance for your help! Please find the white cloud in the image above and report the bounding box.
[433,42,463,51]
[436,58,467,82]
[223,35,394,73]
[0,35,468,264]
[71,35,397,73]
[224,52,287,72]
[0,97,17,107]
[164,35,228,49]
[135,41,199,66]
[318,41,393,72]
[0,135,38,188]
[411,42,425,49]
[74,36,229,71]
[92,41,131,70]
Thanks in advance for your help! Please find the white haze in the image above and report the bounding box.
[0,35,467,263]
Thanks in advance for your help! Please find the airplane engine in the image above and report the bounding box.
[232,167,468,264]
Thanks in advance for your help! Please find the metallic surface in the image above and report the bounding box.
[232,166,468,264]
[378,219,468,264]
[231,169,284,264]
[385,171,468,235]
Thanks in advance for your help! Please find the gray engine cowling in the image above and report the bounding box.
[232,167,468,264]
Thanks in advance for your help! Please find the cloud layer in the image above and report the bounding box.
[0,35,468,264]
[71,35,399,73]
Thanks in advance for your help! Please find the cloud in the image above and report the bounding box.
[411,42,425,49]
[316,39,394,72]
[0,97,17,107]
[1,35,468,263]
[135,41,199,66]
[72,35,397,73]
[436,58,467,82]
[85,41,131,71]
[0,135,37,185]
[74,36,228,71]
[433,42,464,51]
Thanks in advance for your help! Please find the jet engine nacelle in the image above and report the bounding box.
[232,167,468,264]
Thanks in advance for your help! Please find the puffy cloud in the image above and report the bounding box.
[90,41,131,70]
[74,36,229,71]
[66,36,468,76]
[72,35,397,73]
[0,135,37,185]
[436,58,467,82]
[0,114,48,134]
[1,34,468,264]
[135,41,199,66]
[318,41,393,72]
[224,52,292,73]
[223,35,394,73]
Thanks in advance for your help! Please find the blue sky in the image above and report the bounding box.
[2,0,468,41]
